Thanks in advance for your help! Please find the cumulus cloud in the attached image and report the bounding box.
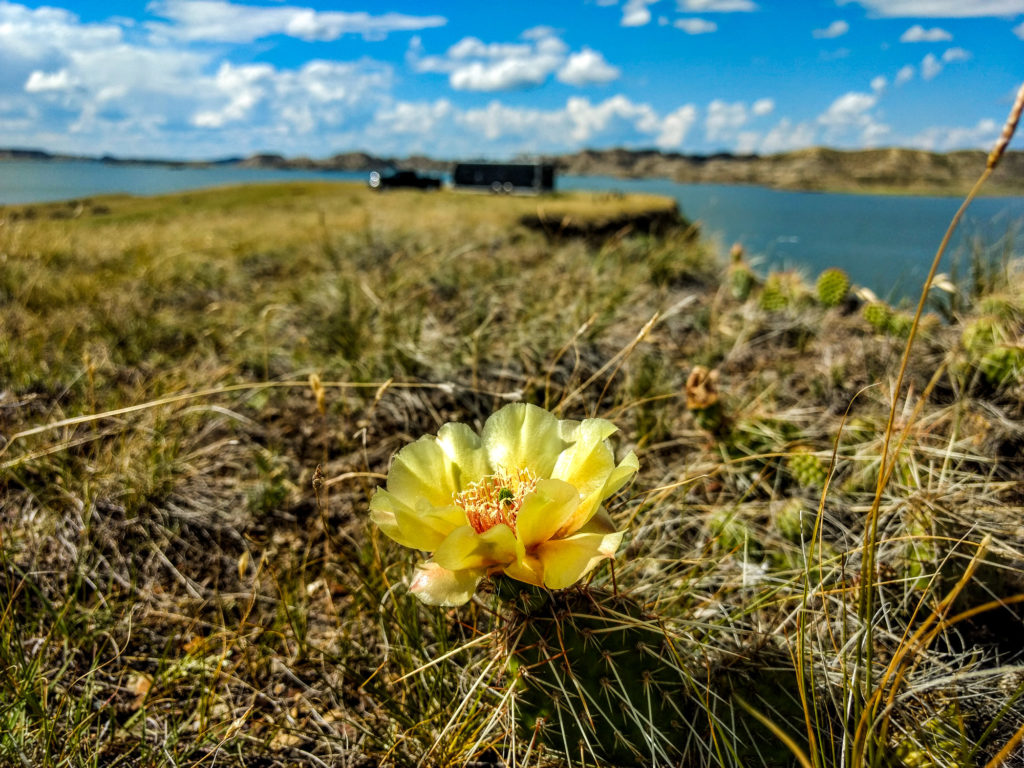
[705,100,748,141]
[558,48,621,85]
[451,93,694,150]
[942,47,970,62]
[0,3,121,62]
[621,0,659,26]
[817,90,888,145]
[908,118,1000,150]
[870,75,887,92]
[675,17,718,33]
[754,118,817,154]
[698,98,775,146]
[837,0,1024,16]
[1015,21,1024,39]
[147,0,446,43]
[656,104,699,147]
[818,91,877,127]
[920,52,942,79]
[899,24,952,42]
[677,0,757,10]
[894,64,915,85]
[813,20,849,38]
[413,30,619,91]
[24,68,77,93]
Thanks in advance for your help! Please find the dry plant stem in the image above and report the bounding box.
[858,81,1023,745]
[0,378,501,468]
[866,536,991,755]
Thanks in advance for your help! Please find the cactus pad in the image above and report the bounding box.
[816,267,850,307]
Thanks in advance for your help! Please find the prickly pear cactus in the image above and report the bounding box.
[499,580,812,767]
[891,705,971,768]
[772,498,816,542]
[886,310,915,339]
[759,273,790,311]
[728,261,758,302]
[500,582,695,765]
[785,447,827,489]
[709,508,764,560]
[978,344,1024,387]
[816,267,850,308]
[863,301,893,333]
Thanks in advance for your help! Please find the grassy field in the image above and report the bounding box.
[2,180,1024,767]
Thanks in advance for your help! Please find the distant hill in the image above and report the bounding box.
[2,146,1021,196]
[545,147,1024,195]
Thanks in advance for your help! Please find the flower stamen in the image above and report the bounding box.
[455,467,537,534]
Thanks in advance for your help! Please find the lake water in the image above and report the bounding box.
[3,159,1023,300]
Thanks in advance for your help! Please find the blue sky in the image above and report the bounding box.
[0,0,1022,159]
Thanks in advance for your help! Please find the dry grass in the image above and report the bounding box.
[1,179,1023,767]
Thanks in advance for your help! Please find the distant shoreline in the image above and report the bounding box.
[2,145,1023,197]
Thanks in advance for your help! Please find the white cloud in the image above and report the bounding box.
[1015,21,1024,39]
[564,94,661,141]
[920,52,942,79]
[818,91,877,128]
[0,4,122,64]
[678,0,757,10]
[908,118,1000,150]
[146,0,446,43]
[756,118,817,153]
[706,99,749,141]
[621,0,659,26]
[414,30,620,92]
[751,97,775,116]
[674,17,718,33]
[436,94,705,153]
[656,104,698,147]
[558,48,621,85]
[942,46,970,62]
[192,62,273,128]
[899,24,952,42]
[817,90,888,145]
[894,64,915,85]
[838,0,1024,16]
[870,75,887,92]
[813,20,850,38]
[375,99,453,137]
[24,68,76,93]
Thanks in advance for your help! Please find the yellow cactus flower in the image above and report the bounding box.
[370,403,638,606]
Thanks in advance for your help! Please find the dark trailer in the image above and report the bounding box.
[452,162,555,194]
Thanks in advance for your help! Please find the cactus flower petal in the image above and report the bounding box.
[409,562,483,607]
[515,478,579,549]
[536,529,625,590]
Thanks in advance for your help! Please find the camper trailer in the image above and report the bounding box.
[452,163,555,194]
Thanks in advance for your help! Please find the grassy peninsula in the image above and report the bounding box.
[2,181,1023,766]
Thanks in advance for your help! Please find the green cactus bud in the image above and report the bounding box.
[816,267,850,307]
